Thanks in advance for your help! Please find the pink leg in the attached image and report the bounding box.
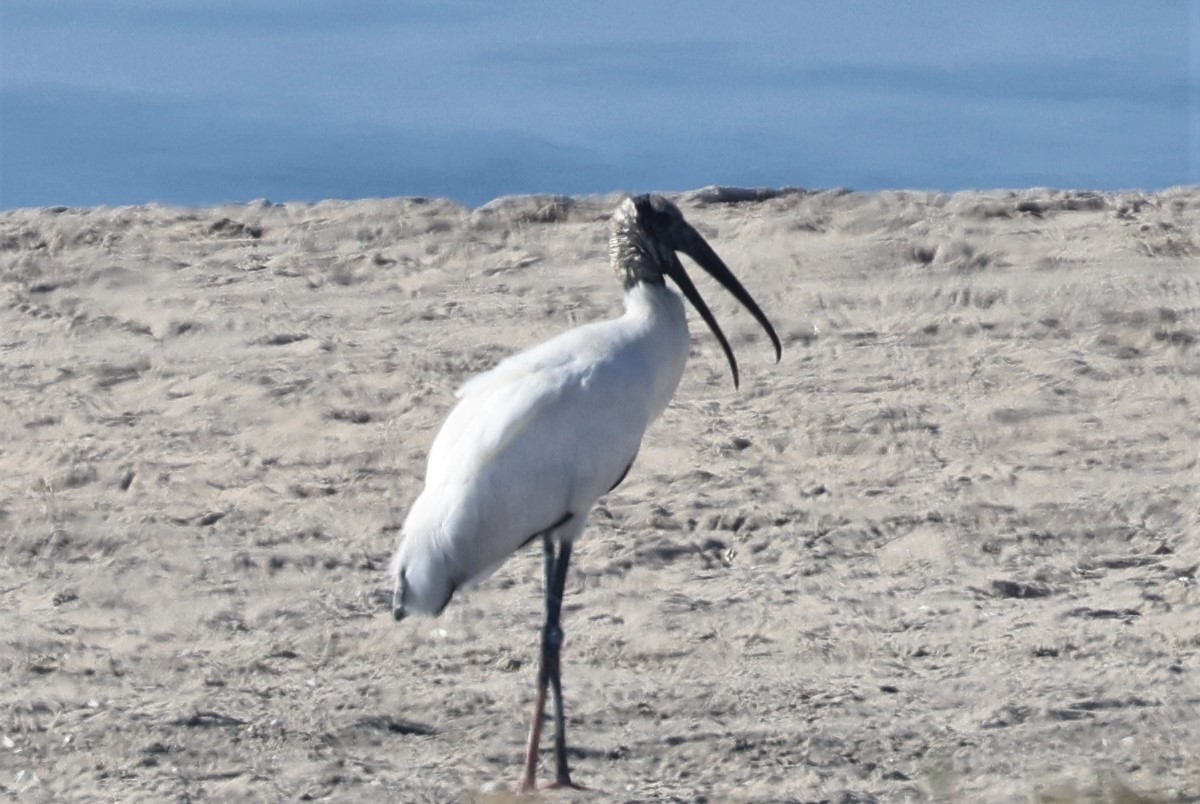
[518,680,549,792]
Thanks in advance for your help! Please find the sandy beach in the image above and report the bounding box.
[1,187,1198,802]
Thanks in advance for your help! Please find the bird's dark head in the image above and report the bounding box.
[609,194,692,288]
[608,194,782,388]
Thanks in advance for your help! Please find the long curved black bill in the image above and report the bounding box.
[667,228,782,389]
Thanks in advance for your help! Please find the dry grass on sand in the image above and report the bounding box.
[1,186,1199,802]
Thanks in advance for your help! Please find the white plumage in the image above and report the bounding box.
[390,281,689,614]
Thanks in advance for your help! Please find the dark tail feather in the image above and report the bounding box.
[392,568,455,621]
[392,582,407,621]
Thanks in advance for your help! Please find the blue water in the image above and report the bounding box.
[1,1,1197,209]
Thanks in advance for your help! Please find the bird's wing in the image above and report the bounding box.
[395,320,657,614]
[426,338,587,487]
[430,371,569,486]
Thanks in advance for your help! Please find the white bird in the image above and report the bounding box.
[390,194,780,791]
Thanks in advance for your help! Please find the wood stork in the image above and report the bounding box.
[390,194,780,791]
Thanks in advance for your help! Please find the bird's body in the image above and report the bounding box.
[389,194,780,791]
[391,281,690,615]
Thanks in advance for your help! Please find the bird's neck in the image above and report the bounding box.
[622,279,684,322]
[621,281,690,421]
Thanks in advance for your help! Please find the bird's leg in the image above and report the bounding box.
[546,539,574,788]
[518,536,557,792]
[518,535,579,792]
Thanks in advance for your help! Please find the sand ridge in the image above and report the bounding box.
[1,187,1199,801]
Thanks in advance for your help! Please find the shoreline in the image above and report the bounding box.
[5,182,1200,216]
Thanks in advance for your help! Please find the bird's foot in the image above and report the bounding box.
[514,777,591,795]
[517,773,535,794]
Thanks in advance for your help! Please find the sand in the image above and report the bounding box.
[1,186,1199,803]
